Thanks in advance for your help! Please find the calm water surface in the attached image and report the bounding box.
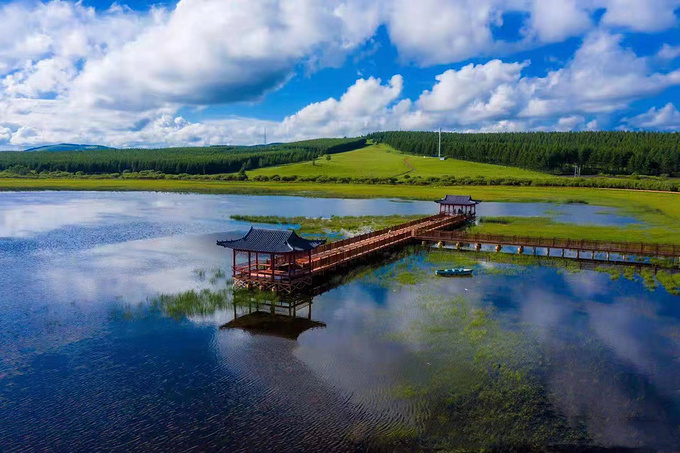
[0,191,677,451]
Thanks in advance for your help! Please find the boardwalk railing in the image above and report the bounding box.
[313,214,447,254]
[415,230,680,258]
[310,214,467,273]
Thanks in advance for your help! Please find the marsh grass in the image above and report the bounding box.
[595,264,680,295]
[230,214,423,237]
[3,178,680,242]
[152,288,232,320]
[470,215,680,245]
[384,290,588,449]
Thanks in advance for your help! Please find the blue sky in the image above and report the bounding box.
[1,0,680,149]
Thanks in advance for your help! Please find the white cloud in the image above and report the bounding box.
[657,43,680,61]
[278,30,680,137]
[381,0,680,65]
[520,31,680,118]
[599,0,680,32]
[0,125,10,144]
[417,60,527,122]
[623,103,680,131]
[278,75,403,139]
[385,0,501,65]
[73,0,380,110]
[1,0,680,148]
[526,0,593,43]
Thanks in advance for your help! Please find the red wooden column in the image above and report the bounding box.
[288,253,293,278]
[271,253,275,281]
[248,251,251,279]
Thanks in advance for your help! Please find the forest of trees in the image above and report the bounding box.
[368,131,680,176]
[0,138,366,175]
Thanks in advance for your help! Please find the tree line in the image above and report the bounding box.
[367,131,680,176]
[0,138,366,175]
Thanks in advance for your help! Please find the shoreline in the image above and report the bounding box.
[2,178,680,244]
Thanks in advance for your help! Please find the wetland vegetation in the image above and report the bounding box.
[3,191,680,451]
[122,246,680,450]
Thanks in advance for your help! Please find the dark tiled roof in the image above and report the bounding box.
[435,194,481,206]
[216,227,326,253]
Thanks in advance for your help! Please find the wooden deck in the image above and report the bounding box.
[310,214,466,275]
[415,230,680,259]
[229,213,469,293]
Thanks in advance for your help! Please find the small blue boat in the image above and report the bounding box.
[435,268,473,277]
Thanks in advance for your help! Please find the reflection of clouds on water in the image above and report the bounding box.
[520,289,571,337]
[561,270,613,298]
[212,327,408,450]
[0,191,677,450]
[586,299,657,374]
[0,199,132,238]
[289,284,427,432]
[0,232,228,378]
[411,262,680,448]
[44,234,227,304]
[522,270,680,448]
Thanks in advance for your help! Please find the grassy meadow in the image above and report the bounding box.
[3,140,680,244]
[250,143,550,180]
[471,216,680,245]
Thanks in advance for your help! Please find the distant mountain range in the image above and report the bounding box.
[24,143,112,152]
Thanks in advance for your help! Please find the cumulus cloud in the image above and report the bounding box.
[382,0,680,65]
[416,60,527,122]
[520,31,680,118]
[598,0,680,32]
[526,0,593,43]
[1,0,680,148]
[278,75,404,139]
[279,30,680,136]
[385,0,501,65]
[74,0,380,110]
[623,103,680,131]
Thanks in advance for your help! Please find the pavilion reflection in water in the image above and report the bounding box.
[221,295,325,341]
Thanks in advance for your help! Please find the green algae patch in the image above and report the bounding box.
[387,292,588,450]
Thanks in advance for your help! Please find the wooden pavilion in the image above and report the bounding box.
[217,227,326,293]
[435,194,480,217]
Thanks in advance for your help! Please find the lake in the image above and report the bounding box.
[0,191,678,451]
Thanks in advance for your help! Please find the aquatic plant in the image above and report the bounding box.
[230,213,423,237]
[151,288,232,320]
[595,265,680,295]
[385,291,588,449]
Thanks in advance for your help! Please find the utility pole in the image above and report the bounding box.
[438,127,441,159]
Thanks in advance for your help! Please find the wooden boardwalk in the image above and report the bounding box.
[309,214,466,275]
[415,230,680,260]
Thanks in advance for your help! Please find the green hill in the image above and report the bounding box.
[250,144,551,180]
